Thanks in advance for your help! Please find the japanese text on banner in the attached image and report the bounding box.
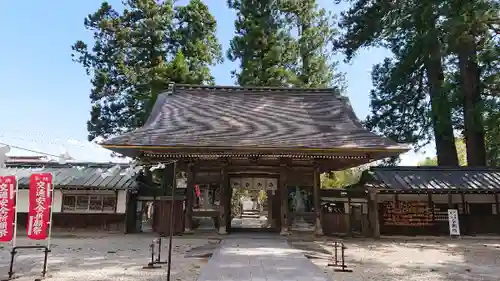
[27,173,53,240]
[0,176,16,242]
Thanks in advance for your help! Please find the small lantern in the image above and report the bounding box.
[267,180,277,195]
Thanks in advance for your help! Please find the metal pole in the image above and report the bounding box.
[43,173,55,277]
[334,241,338,265]
[8,247,16,279]
[47,173,55,250]
[12,177,18,249]
[167,161,176,281]
[9,176,19,278]
[42,247,49,277]
[150,241,155,265]
[341,244,345,270]
[156,236,162,263]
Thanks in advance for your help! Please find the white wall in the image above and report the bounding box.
[116,190,127,214]
[16,189,127,214]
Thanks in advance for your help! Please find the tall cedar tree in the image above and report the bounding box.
[338,0,459,166]
[283,0,351,183]
[72,0,222,140]
[280,0,345,88]
[227,0,297,86]
[481,37,500,166]
[444,0,499,165]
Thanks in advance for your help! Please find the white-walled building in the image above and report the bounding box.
[3,160,134,230]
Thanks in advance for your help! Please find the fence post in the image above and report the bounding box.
[143,239,162,269]
[327,240,353,273]
[333,242,353,273]
[155,237,169,265]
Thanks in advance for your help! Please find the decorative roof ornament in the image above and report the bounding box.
[57,149,73,165]
[100,164,121,178]
[150,163,165,172]
[0,145,11,169]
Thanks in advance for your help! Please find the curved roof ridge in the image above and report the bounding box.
[175,84,340,94]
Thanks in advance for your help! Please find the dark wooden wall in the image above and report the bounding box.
[153,200,185,235]
[17,213,126,231]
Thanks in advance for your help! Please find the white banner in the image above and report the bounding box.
[448,209,460,236]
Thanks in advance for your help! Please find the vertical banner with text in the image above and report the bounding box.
[27,173,53,240]
[0,176,17,242]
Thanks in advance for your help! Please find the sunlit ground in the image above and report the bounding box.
[0,234,209,281]
[304,238,500,281]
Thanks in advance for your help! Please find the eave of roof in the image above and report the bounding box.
[363,166,500,192]
[2,161,137,190]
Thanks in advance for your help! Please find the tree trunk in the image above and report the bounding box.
[424,33,459,166]
[459,38,486,166]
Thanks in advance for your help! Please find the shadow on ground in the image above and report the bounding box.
[0,235,221,281]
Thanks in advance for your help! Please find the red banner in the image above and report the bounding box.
[195,184,200,198]
[27,173,53,240]
[0,176,17,242]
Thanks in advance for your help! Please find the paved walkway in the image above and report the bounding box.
[196,237,330,281]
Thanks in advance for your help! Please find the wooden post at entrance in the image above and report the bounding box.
[313,165,323,236]
[368,190,380,238]
[218,164,228,235]
[280,164,289,235]
[184,163,194,233]
[267,189,275,228]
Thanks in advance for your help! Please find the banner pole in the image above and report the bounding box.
[12,176,19,248]
[46,173,55,250]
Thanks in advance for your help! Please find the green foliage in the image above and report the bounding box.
[227,0,345,89]
[227,0,297,86]
[280,0,345,89]
[72,0,222,140]
[337,0,500,166]
[321,167,363,188]
[418,139,468,166]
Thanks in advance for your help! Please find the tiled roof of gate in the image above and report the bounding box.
[101,85,408,151]
[365,166,500,191]
[3,161,137,189]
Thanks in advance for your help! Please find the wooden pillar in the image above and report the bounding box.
[428,193,434,234]
[313,166,323,236]
[184,163,195,233]
[495,193,500,234]
[218,164,228,235]
[461,193,467,235]
[368,190,380,238]
[280,165,289,235]
[347,195,352,236]
[267,190,275,228]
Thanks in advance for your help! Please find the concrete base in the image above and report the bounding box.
[218,226,228,235]
[314,218,324,236]
[280,227,289,236]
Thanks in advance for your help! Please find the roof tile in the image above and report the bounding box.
[103,85,407,151]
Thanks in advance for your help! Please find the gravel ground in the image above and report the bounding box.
[0,234,214,281]
[302,238,500,281]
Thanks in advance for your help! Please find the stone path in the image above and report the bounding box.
[196,237,330,281]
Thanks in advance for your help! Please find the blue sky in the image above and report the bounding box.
[0,0,433,165]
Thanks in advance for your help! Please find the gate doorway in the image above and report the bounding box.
[228,177,278,233]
